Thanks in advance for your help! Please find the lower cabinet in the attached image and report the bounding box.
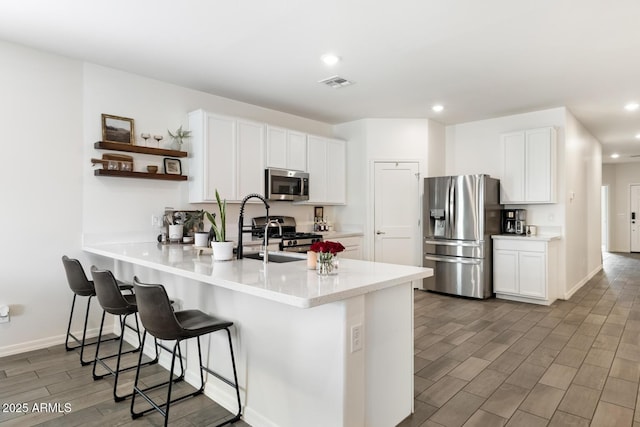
[493,237,559,305]
[336,236,363,260]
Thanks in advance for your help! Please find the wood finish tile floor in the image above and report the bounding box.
[2,251,640,426]
[404,251,640,427]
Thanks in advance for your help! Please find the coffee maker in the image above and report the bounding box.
[502,209,526,235]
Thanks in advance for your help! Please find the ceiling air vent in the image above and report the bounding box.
[631,154,640,158]
[318,75,354,89]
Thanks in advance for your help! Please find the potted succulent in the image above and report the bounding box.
[185,210,209,247]
[168,125,191,150]
[205,190,234,261]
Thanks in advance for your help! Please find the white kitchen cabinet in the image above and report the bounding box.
[492,236,559,305]
[305,135,346,205]
[336,236,363,260]
[501,127,556,204]
[266,126,307,171]
[188,109,264,203]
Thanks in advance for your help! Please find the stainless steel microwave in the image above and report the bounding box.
[265,168,309,201]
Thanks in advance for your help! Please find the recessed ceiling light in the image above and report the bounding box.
[625,102,639,111]
[635,133,640,139]
[432,104,444,113]
[321,54,340,66]
[611,153,620,158]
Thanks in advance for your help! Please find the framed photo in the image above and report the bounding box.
[164,158,182,175]
[101,114,135,144]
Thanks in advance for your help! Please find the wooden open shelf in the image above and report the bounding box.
[94,169,188,181]
[94,141,188,158]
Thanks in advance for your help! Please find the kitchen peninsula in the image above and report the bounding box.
[84,242,432,427]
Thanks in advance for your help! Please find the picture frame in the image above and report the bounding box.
[101,114,135,144]
[164,158,182,175]
[314,206,324,219]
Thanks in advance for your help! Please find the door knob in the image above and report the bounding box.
[376,231,386,235]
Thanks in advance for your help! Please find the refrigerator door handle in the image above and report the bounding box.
[424,255,482,265]
[424,239,481,248]
[448,178,455,238]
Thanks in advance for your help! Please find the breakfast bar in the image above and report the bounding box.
[84,242,433,427]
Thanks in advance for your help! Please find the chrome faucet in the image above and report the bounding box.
[237,193,270,259]
[262,219,282,264]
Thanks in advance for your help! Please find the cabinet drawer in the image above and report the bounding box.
[335,236,362,247]
[493,239,545,252]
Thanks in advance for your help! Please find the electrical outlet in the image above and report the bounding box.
[151,215,162,227]
[351,324,362,353]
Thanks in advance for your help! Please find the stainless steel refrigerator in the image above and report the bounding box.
[423,174,501,299]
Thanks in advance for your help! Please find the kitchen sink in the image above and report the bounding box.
[243,253,304,263]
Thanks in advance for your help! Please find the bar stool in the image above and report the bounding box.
[91,266,162,402]
[131,276,242,427]
[61,255,134,366]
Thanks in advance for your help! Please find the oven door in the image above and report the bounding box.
[265,168,309,201]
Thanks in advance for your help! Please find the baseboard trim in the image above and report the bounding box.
[564,264,603,300]
[0,327,101,358]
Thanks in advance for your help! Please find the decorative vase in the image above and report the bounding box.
[211,241,234,261]
[194,232,209,247]
[168,225,183,243]
[316,253,337,276]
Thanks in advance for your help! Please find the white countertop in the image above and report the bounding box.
[491,234,562,242]
[318,231,364,239]
[84,242,431,309]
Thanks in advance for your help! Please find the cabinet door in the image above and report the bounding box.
[288,130,307,171]
[326,139,346,204]
[307,135,327,203]
[237,120,265,200]
[338,237,363,260]
[525,128,555,203]
[493,249,519,294]
[205,114,236,202]
[501,132,526,204]
[518,251,546,299]
[266,126,287,169]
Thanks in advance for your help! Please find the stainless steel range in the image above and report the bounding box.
[252,216,322,253]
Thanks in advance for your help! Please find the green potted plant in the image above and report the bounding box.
[168,125,191,151]
[185,210,210,247]
[205,190,234,261]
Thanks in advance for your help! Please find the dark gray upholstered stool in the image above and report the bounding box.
[61,255,134,366]
[131,276,241,427]
[91,266,162,402]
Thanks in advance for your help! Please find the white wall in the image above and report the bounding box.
[602,162,640,252]
[333,118,446,261]
[564,109,602,294]
[445,107,603,300]
[0,42,336,356]
[0,41,84,354]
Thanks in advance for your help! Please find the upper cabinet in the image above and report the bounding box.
[501,127,556,204]
[266,126,307,171]
[305,135,346,205]
[188,110,264,203]
[189,109,346,205]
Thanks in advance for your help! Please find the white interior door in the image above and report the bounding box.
[631,185,640,252]
[373,162,420,265]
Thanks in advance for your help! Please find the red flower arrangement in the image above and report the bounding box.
[310,240,345,254]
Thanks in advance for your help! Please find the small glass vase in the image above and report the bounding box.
[317,253,337,276]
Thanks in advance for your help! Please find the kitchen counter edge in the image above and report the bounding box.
[83,242,431,309]
[491,234,562,242]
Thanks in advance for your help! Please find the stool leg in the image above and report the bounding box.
[64,294,78,352]
[92,310,108,379]
[65,293,93,365]
[225,328,242,424]
[163,341,181,427]
[130,331,147,417]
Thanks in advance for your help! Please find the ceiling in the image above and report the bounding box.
[1,0,640,163]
